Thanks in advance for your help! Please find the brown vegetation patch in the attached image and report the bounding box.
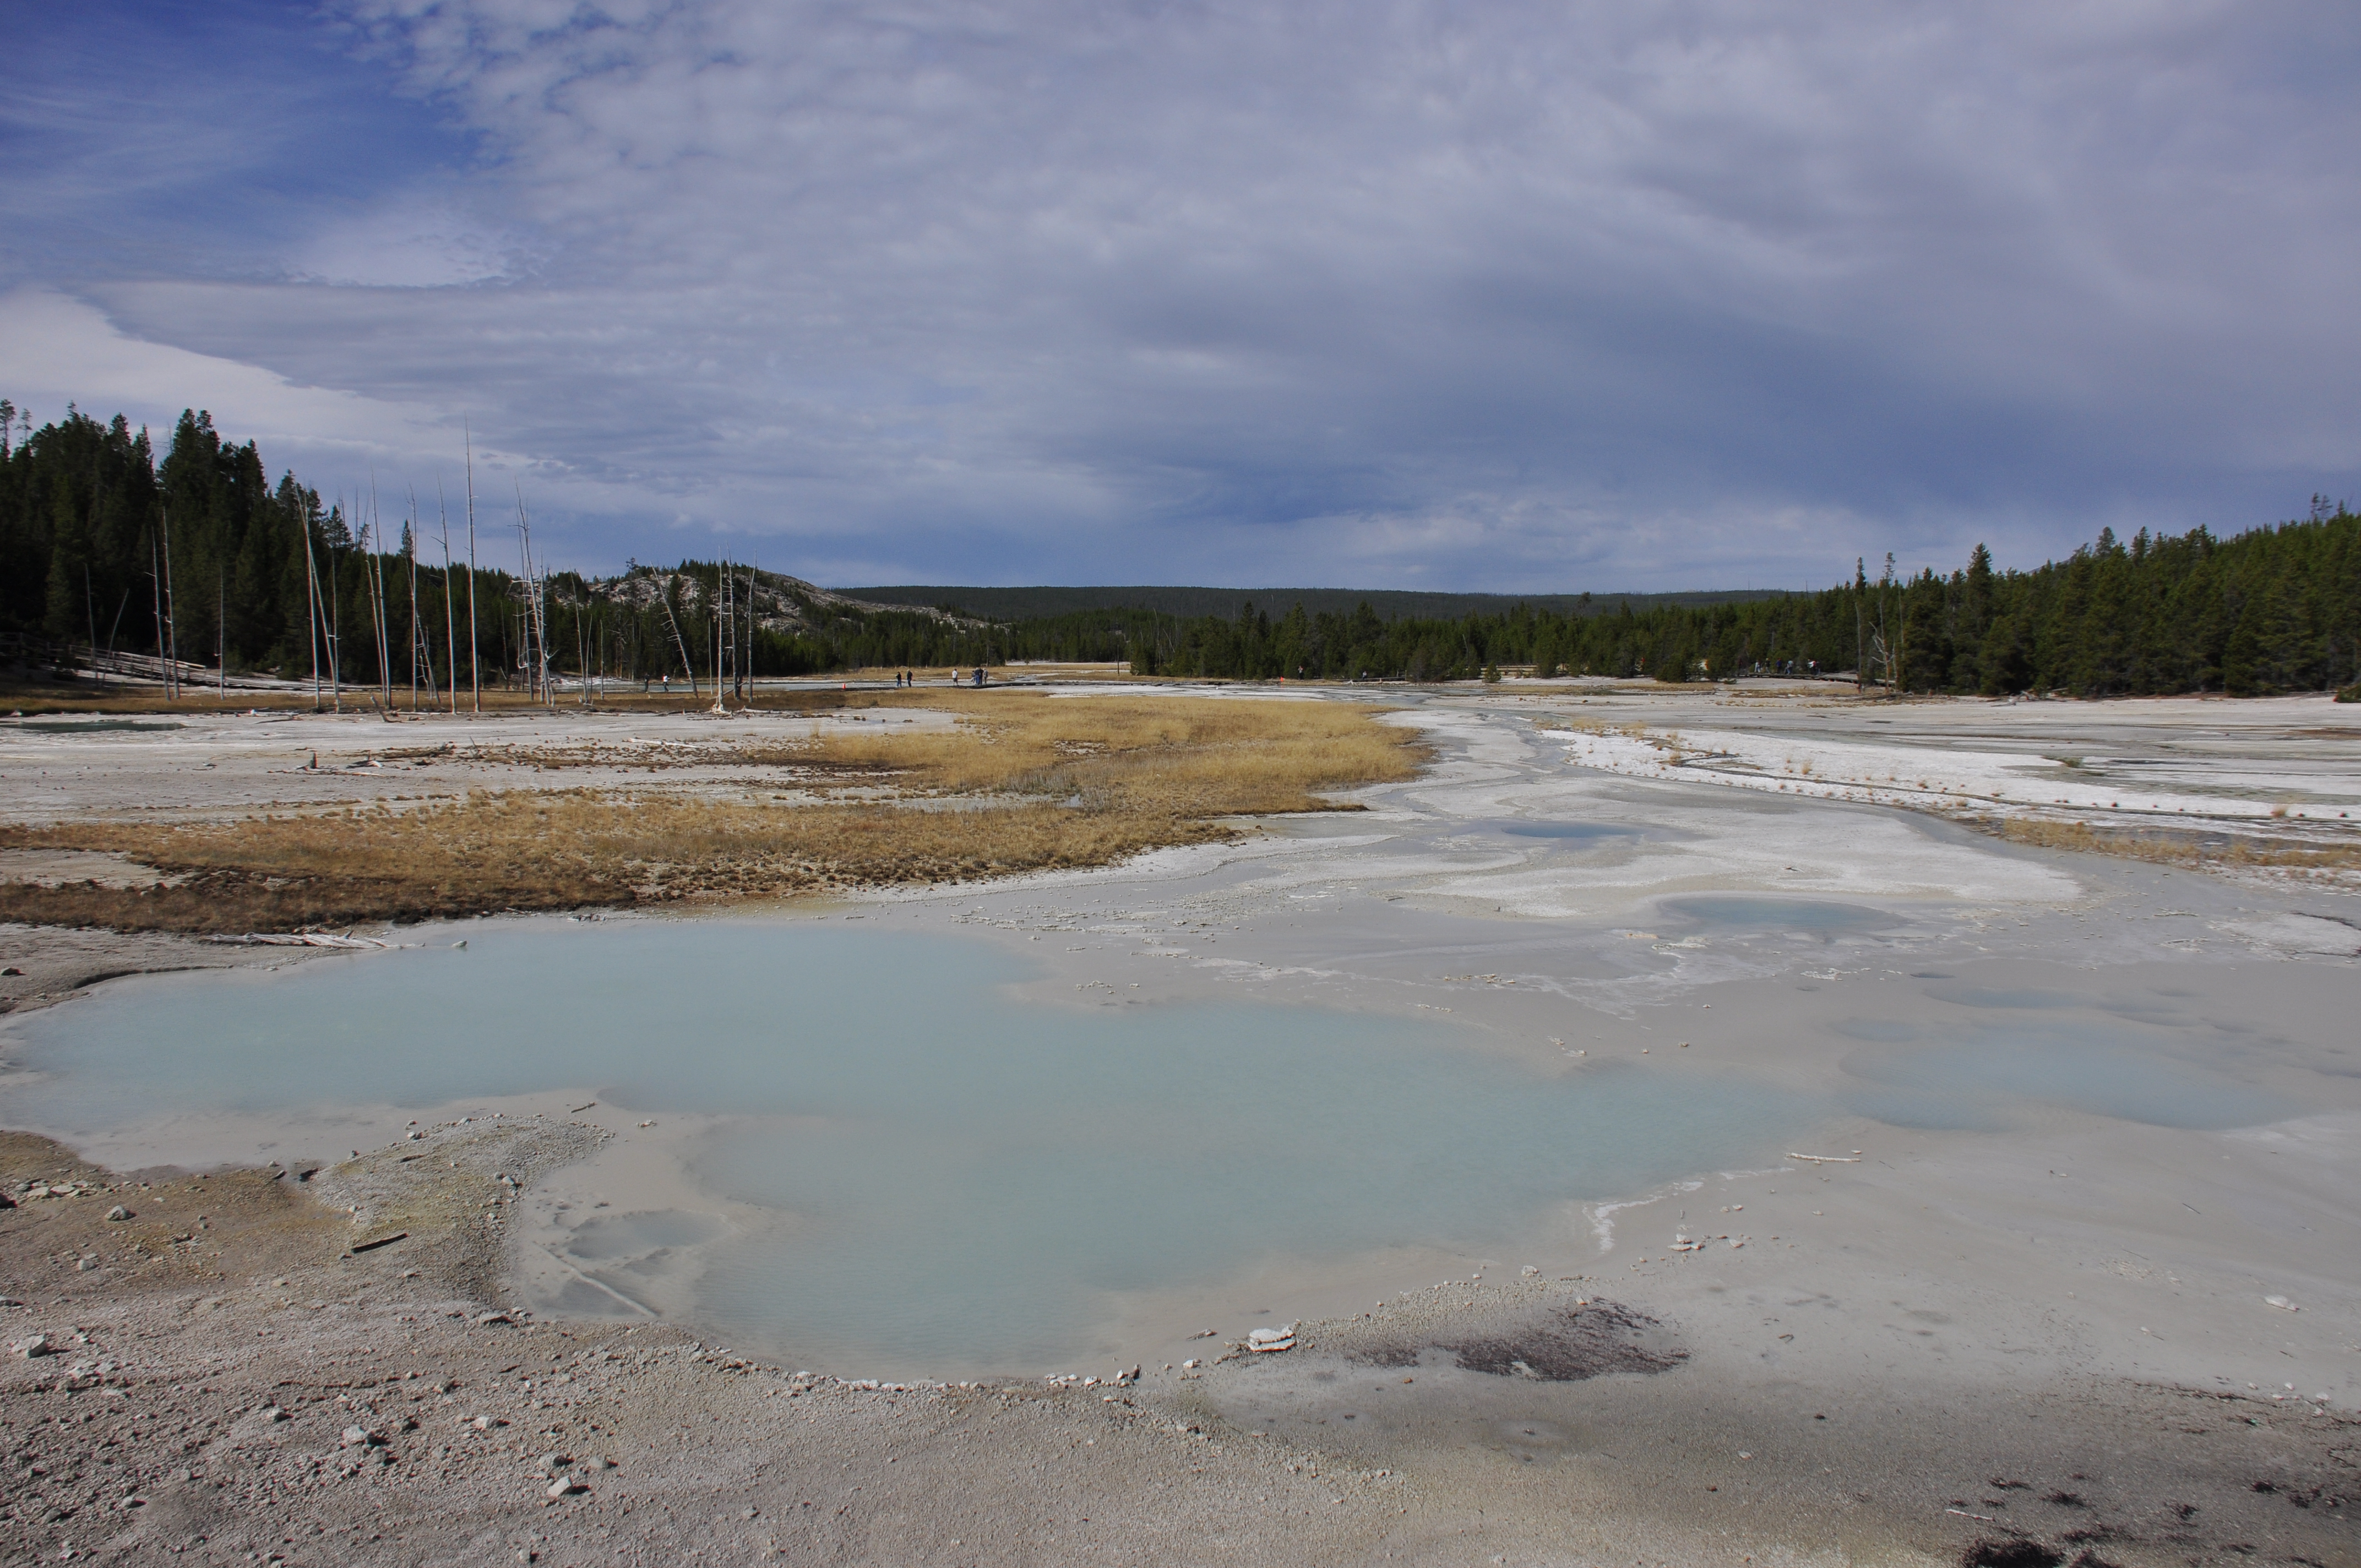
[0,696,1422,934]
[815,691,1421,812]
[390,738,890,775]
[1984,817,2361,877]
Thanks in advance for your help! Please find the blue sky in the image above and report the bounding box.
[4,1,2358,590]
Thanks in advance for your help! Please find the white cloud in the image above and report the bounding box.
[17,2,2361,584]
[289,197,529,288]
[0,287,456,464]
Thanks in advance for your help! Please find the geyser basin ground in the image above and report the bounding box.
[0,919,1815,1375]
[4,685,2359,1568]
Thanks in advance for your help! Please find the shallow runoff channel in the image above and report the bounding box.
[4,685,2358,1389]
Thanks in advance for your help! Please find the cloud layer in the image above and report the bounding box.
[8,0,2360,586]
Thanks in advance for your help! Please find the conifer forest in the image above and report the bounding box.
[4,402,2355,698]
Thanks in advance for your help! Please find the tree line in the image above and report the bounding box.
[3,400,2354,698]
[0,404,963,697]
[943,508,2361,696]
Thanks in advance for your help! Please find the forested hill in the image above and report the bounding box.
[839,584,1788,622]
[3,400,2355,697]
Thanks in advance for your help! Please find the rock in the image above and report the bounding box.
[105,1205,130,1221]
[260,1407,287,1422]
[2265,1295,2301,1312]
[1,966,23,976]
[1521,1265,1540,1277]
[341,1425,381,1448]
[546,1477,585,1499]
[473,1310,513,1326]
[1247,1323,1300,1352]
[12,1333,52,1358]
[471,1415,495,1431]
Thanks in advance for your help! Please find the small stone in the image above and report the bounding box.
[260,1407,287,1422]
[470,1415,494,1431]
[341,1425,380,1448]
[546,1477,584,1499]
[105,1205,130,1221]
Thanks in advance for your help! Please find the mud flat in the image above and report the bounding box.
[3,684,2358,1565]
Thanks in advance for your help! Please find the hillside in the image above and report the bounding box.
[837,585,1791,622]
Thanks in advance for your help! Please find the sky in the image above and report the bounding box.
[4,1,2358,592]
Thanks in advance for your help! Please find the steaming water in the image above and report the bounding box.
[0,920,1810,1373]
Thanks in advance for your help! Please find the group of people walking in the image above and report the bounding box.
[889,668,988,687]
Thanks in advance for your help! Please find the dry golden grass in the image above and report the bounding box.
[0,695,1423,934]
[1986,816,2361,876]
[810,692,1418,813]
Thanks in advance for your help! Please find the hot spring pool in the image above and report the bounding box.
[0,918,1813,1373]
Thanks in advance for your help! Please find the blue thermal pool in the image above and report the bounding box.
[0,919,1808,1373]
